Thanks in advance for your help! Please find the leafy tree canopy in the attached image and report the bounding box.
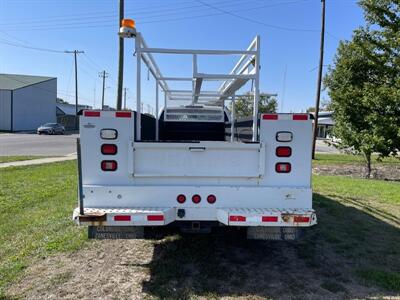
[324,0,400,177]
[231,92,278,118]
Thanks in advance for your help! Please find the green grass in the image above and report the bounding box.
[0,161,87,297]
[311,176,400,293]
[313,175,400,205]
[0,156,48,163]
[314,153,400,165]
[0,160,399,298]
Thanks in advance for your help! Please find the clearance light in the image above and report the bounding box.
[276,146,292,157]
[101,160,118,171]
[84,111,100,117]
[100,129,118,140]
[101,144,118,155]
[177,194,186,204]
[115,111,132,118]
[207,194,216,204]
[276,163,291,173]
[192,194,201,204]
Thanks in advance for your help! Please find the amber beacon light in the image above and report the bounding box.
[119,18,136,38]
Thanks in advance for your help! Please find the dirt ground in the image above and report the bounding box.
[6,220,396,300]
[313,163,400,181]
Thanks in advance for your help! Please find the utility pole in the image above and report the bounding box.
[99,71,109,109]
[123,87,128,109]
[312,0,326,159]
[116,0,124,109]
[65,50,84,130]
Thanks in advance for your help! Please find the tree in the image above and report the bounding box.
[231,92,278,118]
[324,0,400,178]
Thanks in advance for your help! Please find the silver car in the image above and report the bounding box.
[37,123,65,135]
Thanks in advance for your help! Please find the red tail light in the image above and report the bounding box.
[276,163,291,173]
[276,146,292,157]
[101,160,118,171]
[177,194,186,204]
[101,144,118,155]
[207,194,216,204]
[192,194,201,204]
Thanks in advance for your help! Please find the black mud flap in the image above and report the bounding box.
[247,227,302,241]
[88,226,144,239]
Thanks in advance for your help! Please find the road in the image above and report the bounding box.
[0,133,339,156]
[0,133,78,156]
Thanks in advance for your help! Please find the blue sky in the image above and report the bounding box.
[0,0,364,113]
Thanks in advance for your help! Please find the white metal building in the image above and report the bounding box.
[0,73,57,131]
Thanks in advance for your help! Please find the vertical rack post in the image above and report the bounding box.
[155,79,159,141]
[77,138,84,215]
[230,94,235,143]
[252,35,260,142]
[136,32,142,141]
[164,91,167,121]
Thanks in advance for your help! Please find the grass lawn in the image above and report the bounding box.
[0,156,48,163]
[0,161,87,297]
[0,160,399,298]
[314,153,400,165]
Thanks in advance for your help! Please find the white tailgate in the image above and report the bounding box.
[130,141,265,178]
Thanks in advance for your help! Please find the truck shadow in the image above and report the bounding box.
[140,193,400,299]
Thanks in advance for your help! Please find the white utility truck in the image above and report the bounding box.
[73,20,317,240]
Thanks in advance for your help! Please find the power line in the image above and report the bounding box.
[195,0,318,33]
[0,38,65,53]
[1,0,315,32]
[0,0,263,27]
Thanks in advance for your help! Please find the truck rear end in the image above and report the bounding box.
[73,26,316,240]
[74,110,316,240]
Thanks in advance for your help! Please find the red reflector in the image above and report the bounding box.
[276,163,291,173]
[207,194,216,204]
[114,215,131,221]
[293,114,308,120]
[115,111,132,118]
[262,114,278,120]
[177,194,186,204]
[276,146,292,157]
[294,216,310,223]
[262,216,278,222]
[147,215,164,221]
[192,194,201,204]
[101,160,118,171]
[229,215,246,222]
[101,144,118,155]
[84,111,100,117]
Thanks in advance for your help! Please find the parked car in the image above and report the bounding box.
[37,123,65,135]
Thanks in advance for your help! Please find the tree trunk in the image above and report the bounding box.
[364,152,372,178]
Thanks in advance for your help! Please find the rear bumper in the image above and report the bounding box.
[73,207,317,227]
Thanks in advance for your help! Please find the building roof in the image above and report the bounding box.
[0,73,56,90]
[57,103,92,116]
